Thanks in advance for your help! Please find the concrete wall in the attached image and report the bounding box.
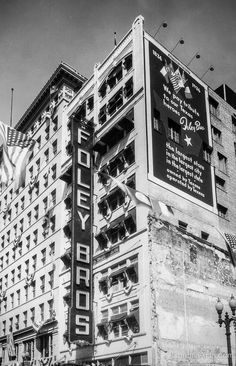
[148,214,236,366]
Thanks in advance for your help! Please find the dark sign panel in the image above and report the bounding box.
[148,41,213,206]
[69,117,93,344]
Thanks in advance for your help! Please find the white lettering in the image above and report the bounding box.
[76,267,90,287]
[77,243,90,263]
[77,211,89,230]
[76,290,89,310]
[77,167,90,189]
[76,315,90,335]
[78,149,90,168]
[78,128,90,144]
[77,189,90,210]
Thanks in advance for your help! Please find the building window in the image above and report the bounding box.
[32,281,36,298]
[52,116,58,131]
[32,255,37,270]
[37,136,41,150]
[98,81,107,99]
[45,125,50,141]
[49,242,55,256]
[130,353,148,365]
[19,218,24,234]
[168,119,180,143]
[218,153,227,174]
[44,148,49,164]
[49,270,54,289]
[51,164,57,180]
[15,202,19,215]
[27,211,32,226]
[40,276,45,293]
[23,339,34,360]
[43,172,48,188]
[39,303,44,321]
[6,231,10,244]
[215,175,226,190]
[87,96,94,112]
[212,126,222,144]
[41,249,46,265]
[48,299,54,318]
[217,204,228,219]
[29,166,34,180]
[178,220,188,232]
[98,105,107,125]
[36,159,40,173]
[26,235,30,250]
[5,252,9,266]
[34,205,39,220]
[31,307,35,322]
[17,290,20,305]
[107,88,123,116]
[23,311,27,327]
[1,235,4,249]
[17,265,21,279]
[21,196,25,210]
[52,140,57,155]
[209,96,219,118]
[39,334,52,358]
[203,145,212,164]
[10,293,14,308]
[123,53,132,72]
[33,229,38,245]
[0,257,3,271]
[201,231,209,241]
[11,269,15,284]
[232,116,236,134]
[124,77,133,99]
[15,315,19,330]
[5,318,12,332]
[43,197,48,212]
[25,260,29,275]
[2,320,6,335]
[107,62,123,90]
[7,209,11,223]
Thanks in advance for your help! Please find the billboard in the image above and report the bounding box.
[147,40,214,207]
[69,116,93,344]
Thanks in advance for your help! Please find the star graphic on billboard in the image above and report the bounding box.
[184,135,192,146]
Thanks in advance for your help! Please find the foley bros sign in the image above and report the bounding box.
[147,40,214,207]
[69,116,93,344]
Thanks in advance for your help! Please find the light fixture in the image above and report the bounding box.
[154,21,168,38]
[200,65,214,79]
[215,296,235,366]
[171,38,185,52]
[187,52,201,67]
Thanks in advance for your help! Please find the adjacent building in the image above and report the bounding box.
[1,15,236,366]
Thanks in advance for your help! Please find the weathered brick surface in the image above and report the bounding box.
[148,215,236,366]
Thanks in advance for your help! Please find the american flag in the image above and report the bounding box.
[0,121,35,190]
[225,233,236,267]
[170,69,183,93]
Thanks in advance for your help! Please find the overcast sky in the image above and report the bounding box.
[0,0,236,126]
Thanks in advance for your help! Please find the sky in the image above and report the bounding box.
[0,0,236,126]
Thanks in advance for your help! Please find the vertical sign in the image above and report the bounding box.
[147,40,214,207]
[69,116,93,344]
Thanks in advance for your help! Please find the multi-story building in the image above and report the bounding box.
[64,15,236,366]
[1,14,236,366]
[0,63,86,366]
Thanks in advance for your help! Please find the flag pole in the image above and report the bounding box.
[10,88,14,127]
